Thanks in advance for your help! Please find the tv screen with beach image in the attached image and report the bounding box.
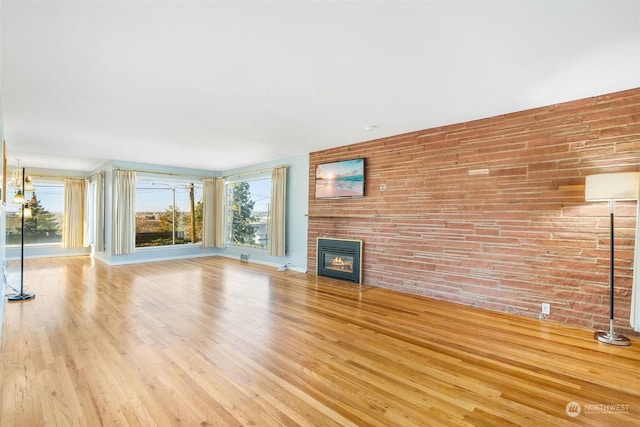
[315,158,365,199]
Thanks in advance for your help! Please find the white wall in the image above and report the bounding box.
[1,154,310,274]
[219,154,309,272]
[0,94,4,341]
[0,203,5,343]
[5,166,92,260]
[96,154,310,271]
[95,160,219,265]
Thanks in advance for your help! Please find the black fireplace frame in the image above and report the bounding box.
[317,237,363,284]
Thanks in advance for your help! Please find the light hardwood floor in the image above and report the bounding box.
[1,256,639,426]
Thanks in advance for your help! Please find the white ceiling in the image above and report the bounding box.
[2,1,639,172]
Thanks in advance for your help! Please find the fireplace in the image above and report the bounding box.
[317,238,362,284]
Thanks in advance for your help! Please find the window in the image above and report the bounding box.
[135,176,202,247]
[6,178,64,245]
[225,176,271,249]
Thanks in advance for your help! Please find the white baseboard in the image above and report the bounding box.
[95,252,219,266]
[218,253,306,273]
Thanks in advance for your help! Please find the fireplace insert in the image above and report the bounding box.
[317,238,362,283]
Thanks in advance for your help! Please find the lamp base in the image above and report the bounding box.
[594,330,630,346]
[7,293,35,301]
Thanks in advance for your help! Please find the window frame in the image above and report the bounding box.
[5,176,65,247]
[134,174,203,249]
[224,172,272,251]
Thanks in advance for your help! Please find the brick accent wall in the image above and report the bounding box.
[308,88,640,337]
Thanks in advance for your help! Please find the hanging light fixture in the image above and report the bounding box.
[9,159,24,190]
[9,159,35,201]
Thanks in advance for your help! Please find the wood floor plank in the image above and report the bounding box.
[1,255,639,426]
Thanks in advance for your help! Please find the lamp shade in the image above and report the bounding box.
[585,172,640,201]
[12,190,25,204]
[24,176,35,192]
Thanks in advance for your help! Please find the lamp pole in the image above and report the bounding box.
[585,172,638,346]
[8,167,35,301]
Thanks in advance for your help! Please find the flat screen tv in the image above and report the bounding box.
[315,158,365,199]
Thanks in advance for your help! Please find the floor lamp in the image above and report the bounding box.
[8,166,35,301]
[585,172,640,346]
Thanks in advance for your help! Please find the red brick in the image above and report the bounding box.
[308,88,640,337]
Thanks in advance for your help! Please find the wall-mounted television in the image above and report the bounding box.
[315,158,365,199]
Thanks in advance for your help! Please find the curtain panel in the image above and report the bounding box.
[202,178,215,248]
[269,166,287,257]
[202,177,226,248]
[213,177,226,247]
[62,178,87,248]
[94,171,105,252]
[113,170,136,255]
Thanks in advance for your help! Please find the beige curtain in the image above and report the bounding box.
[213,177,226,247]
[202,177,226,248]
[113,170,136,255]
[63,178,87,248]
[83,187,90,248]
[202,178,215,247]
[94,171,105,252]
[269,166,287,257]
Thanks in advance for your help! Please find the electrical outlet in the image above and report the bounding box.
[541,303,550,315]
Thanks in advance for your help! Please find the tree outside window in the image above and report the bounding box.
[6,181,63,245]
[226,177,271,249]
[229,182,256,244]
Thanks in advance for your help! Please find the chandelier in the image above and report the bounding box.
[9,159,35,193]
[10,160,35,218]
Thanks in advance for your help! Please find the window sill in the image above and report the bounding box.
[7,242,63,248]
[225,244,269,252]
[135,243,202,252]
